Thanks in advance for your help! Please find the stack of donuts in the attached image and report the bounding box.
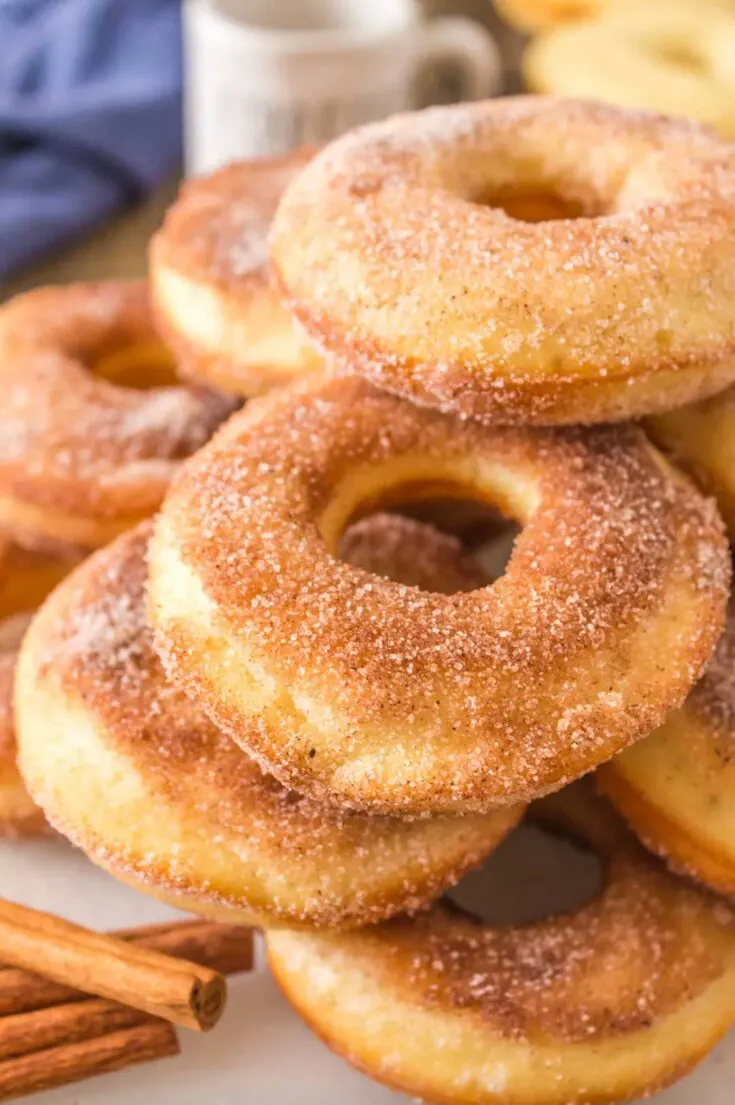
[497,0,735,141]
[6,95,735,1104]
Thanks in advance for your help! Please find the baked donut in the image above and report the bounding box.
[495,0,604,30]
[0,281,237,548]
[148,375,729,817]
[0,532,83,836]
[524,3,735,139]
[15,518,520,928]
[150,150,322,398]
[268,785,735,1105]
[646,385,735,538]
[270,97,735,426]
[599,591,735,896]
[496,0,734,32]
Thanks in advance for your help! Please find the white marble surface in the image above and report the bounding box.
[1,830,733,1105]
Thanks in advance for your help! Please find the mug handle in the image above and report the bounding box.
[416,17,502,102]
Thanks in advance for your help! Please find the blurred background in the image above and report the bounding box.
[1,0,732,297]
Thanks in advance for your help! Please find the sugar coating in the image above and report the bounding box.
[21,519,518,927]
[266,790,735,1102]
[149,375,730,815]
[0,281,236,521]
[153,151,316,287]
[149,150,323,399]
[270,96,735,424]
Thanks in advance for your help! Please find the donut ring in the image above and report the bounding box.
[270,97,735,426]
[524,4,735,140]
[599,591,735,895]
[646,385,735,539]
[15,518,520,928]
[268,785,735,1105]
[0,532,83,837]
[150,151,322,398]
[148,376,729,817]
[0,281,238,548]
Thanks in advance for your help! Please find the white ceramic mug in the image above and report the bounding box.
[184,0,501,174]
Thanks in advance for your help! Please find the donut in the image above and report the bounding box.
[495,0,604,31]
[147,375,729,817]
[0,532,83,836]
[646,385,735,538]
[270,97,735,426]
[0,281,238,548]
[598,590,735,896]
[150,150,322,398]
[496,0,734,32]
[15,518,520,928]
[524,3,735,140]
[268,785,735,1105]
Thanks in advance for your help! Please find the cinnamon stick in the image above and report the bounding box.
[0,998,155,1061]
[0,919,253,1016]
[0,1021,179,1102]
[0,900,228,1031]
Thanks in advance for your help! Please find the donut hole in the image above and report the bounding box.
[472,522,521,581]
[448,820,604,926]
[339,505,521,592]
[90,342,180,390]
[470,188,602,223]
[322,459,539,590]
[402,498,519,558]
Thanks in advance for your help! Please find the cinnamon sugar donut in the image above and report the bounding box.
[0,533,83,836]
[0,281,237,548]
[148,375,729,817]
[15,519,520,928]
[268,786,735,1105]
[495,0,604,30]
[524,3,735,140]
[646,384,735,538]
[599,592,735,896]
[150,151,322,398]
[270,97,735,426]
[497,0,735,31]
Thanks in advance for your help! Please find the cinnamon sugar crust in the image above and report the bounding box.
[270,97,735,425]
[0,281,237,547]
[15,520,520,928]
[150,152,323,397]
[267,787,735,1105]
[149,375,729,816]
[600,591,735,894]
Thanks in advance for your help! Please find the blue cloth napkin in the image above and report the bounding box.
[0,0,182,279]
